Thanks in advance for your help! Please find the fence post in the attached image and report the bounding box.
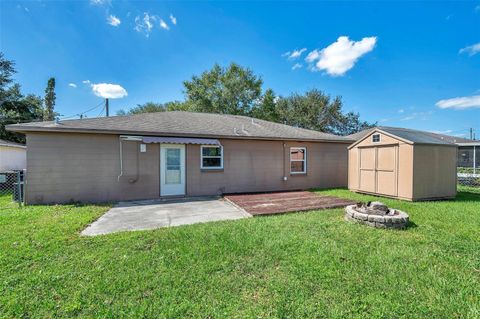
[474,145,476,175]
[16,171,22,207]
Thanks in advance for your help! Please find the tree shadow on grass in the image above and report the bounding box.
[454,191,480,202]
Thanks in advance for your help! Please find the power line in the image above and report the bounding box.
[59,101,105,120]
[96,105,106,118]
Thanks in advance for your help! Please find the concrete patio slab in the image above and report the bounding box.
[81,197,251,236]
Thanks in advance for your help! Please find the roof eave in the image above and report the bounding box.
[457,142,480,146]
[6,125,354,144]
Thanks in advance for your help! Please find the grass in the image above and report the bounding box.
[0,187,479,318]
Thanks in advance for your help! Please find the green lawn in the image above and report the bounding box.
[1,187,479,318]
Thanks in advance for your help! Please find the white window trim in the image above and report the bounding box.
[290,147,307,174]
[200,145,224,170]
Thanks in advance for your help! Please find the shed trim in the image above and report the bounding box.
[348,128,413,150]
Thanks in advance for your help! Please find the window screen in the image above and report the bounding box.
[290,147,307,174]
[201,146,223,169]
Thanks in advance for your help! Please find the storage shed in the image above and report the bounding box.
[348,127,457,201]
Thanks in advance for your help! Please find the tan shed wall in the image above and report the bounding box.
[348,130,457,201]
[25,132,348,204]
[412,145,457,200]
[348,131,414,200]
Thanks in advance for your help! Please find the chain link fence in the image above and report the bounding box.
[458,168,480,187]
[457,145,479,187]
[0,170,25,204]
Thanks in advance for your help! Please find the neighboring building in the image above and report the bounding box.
[456,141,479,173]
[7,111,353,204]
[348,127,457,201]
[0,139,26,171]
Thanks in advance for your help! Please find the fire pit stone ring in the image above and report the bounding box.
[345,202,409,229]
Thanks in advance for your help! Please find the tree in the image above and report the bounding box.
[1,86,43,143]
[43,77,56,121]
[0,53,43,143]
[115,63,373,135]
[250,89,279,123]
[275,89,342,133]
[0,52,15,94]
[336,111,376,136]
[182,63,263,115]
[276,89,375,135]
[117,101,186,115]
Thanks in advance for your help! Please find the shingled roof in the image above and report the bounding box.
[347,126,465,146]
[6,111,353,143]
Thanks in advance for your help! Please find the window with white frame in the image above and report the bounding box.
[372,134,380,142]
[201,145,223,169]
[290,147,306,174]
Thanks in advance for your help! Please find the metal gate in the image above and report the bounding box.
[0,170,25,204]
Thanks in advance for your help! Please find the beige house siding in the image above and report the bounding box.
[25,132,348,204]
[187,140,348,196]
[26,133,159,204]
[0,145,26,171]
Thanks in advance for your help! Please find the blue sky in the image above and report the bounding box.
[1,1,479,137]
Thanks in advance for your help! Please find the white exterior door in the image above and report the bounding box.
[160,144,185,196]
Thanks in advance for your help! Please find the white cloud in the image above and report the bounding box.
[459,42,480,56]
[169,14,177,25]
[90,0,109,5]
[135,13,156,37]
[82,80,91,84]
[292,63,302,70]
[436,95,480,110]
[91,83,128,99]
[398,108,405,113]
[68,83,77,88]
[107,15,121,27]
[160,19,169,30]
[283,48,307,60]
[305,36,377,76]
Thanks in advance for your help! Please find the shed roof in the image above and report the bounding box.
[347,126,459,148]
[6,111,353,143]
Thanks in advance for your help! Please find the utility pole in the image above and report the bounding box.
[105,98,109,117]
[470,128,473,140]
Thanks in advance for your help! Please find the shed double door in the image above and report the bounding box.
[358,145,398,196]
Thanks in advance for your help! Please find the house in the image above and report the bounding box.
[347,126,457,201]
[6,111,353,204]
[0,139,26,171]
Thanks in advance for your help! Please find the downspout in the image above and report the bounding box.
[283,142,287,181]
[128,143,139,184]
[117,137,123,181]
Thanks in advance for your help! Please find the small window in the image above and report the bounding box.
[290,147,307,174]
[372,134,380,142]
[201,145,223,169]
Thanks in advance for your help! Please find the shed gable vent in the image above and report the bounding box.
[372,134,380,142]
